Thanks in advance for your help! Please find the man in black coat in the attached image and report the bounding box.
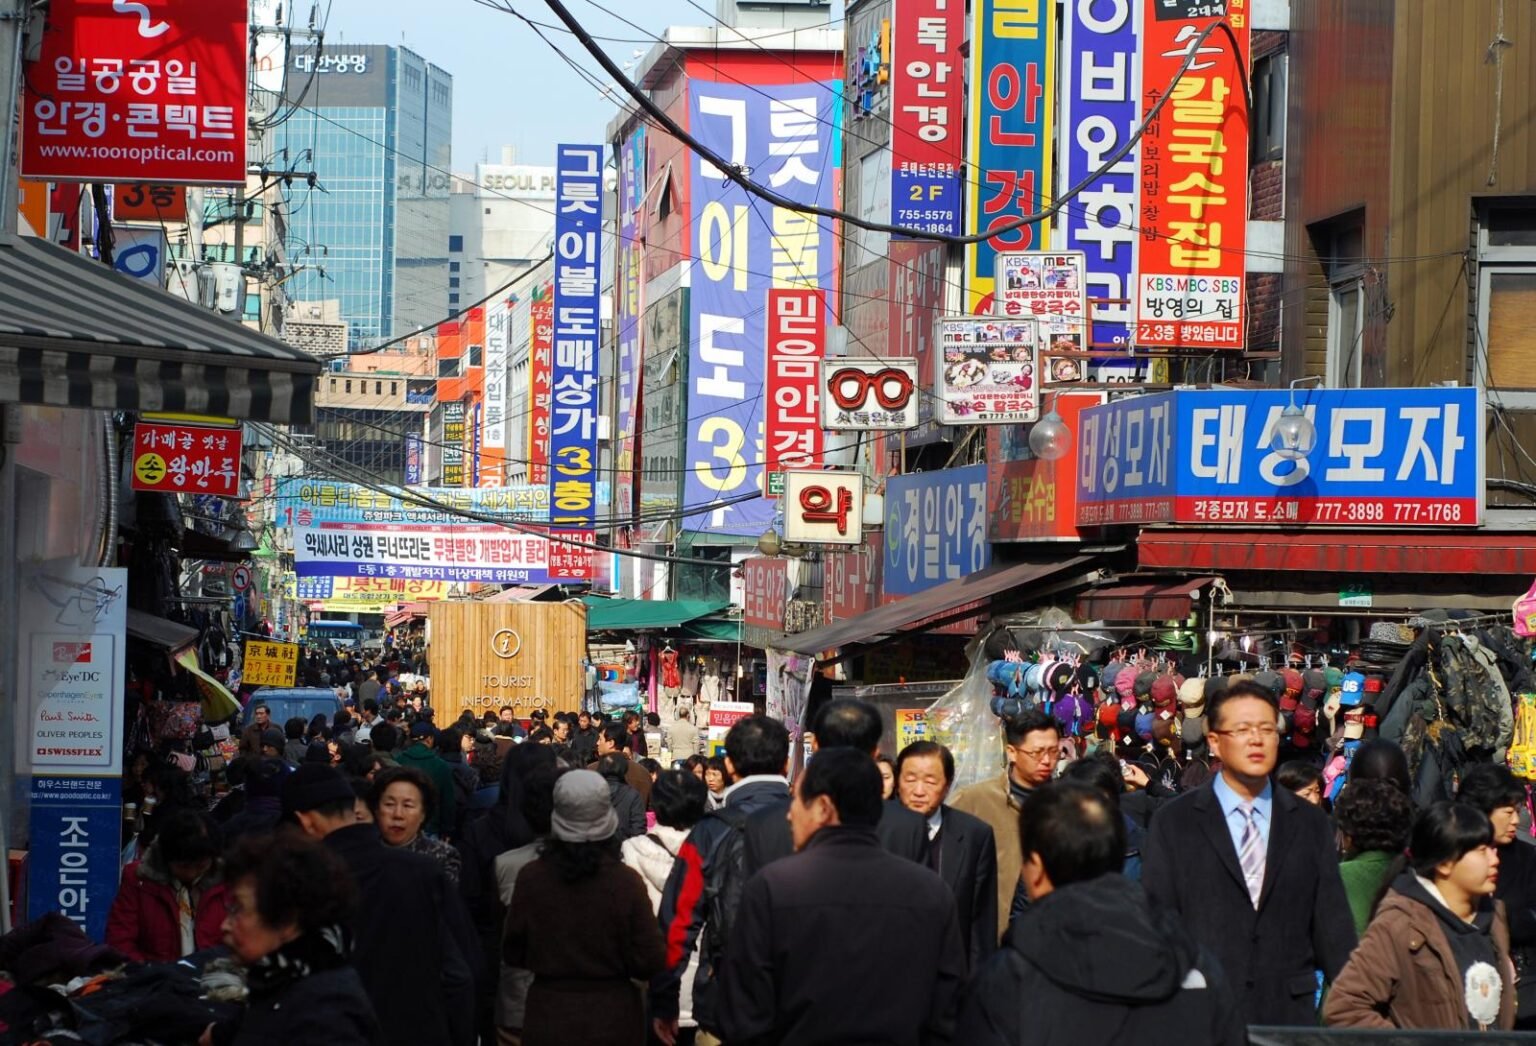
[284,765,477,1046]
[958,779,1245,1045]
[1141,682,1356,1027]
[895,740,998,972]
[717,748,965,1046]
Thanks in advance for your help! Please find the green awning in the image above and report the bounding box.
[582,597,730,632]
[682,617,742,642]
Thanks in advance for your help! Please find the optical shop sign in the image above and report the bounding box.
[1075,387,1485,527]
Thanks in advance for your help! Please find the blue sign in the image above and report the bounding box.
[551,144,604,530]
[1077,388,1485,527]
[687,79,841,537]
[883,464,992,596]
[28,776,122,942]
[404,434,422,486]
[296,575,334,601]
[1061,0,1139,353]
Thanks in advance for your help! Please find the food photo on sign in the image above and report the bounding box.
[936,316,1040,424]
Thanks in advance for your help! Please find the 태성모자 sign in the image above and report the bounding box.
[889,0,966,237]
[821,359,919,430]
[131,422,242,497]
[1076,387,1486,527]
[883,464,991,596]
[20,0,249,185]
[550,144,604,529]
[936,316,1040,424]
[243,639,299,687]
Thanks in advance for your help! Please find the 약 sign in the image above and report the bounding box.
[821,359,919,430]
[131,422,242,497]
[243,639,299,688]
[784,470,864,546]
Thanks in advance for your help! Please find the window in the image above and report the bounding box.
[345,379,353,393]
[438,358,456,377]
[390,382,398,396]
[1252,53,1287,162]
[468,342,483,367]
[449,261,460,273]
[375,381,383,395]
[1312,221,1365,388]
[449,277,460,289]
[329,378,337,391]
[448,235,463,253]
[1475,204,1536,404]
[449,292,460,305]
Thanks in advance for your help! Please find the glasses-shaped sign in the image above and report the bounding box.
[819,359,919,431]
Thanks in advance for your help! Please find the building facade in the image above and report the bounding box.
[448,152,558,316]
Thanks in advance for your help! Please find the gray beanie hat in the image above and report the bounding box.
[551,769,619,843]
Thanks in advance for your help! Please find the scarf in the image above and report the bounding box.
[244,924,353,996]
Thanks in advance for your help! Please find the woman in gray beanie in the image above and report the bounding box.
[503,769,666,1046]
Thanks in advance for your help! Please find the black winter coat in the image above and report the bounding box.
[230,966,378,1046]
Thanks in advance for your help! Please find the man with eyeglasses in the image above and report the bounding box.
[1142,681,1356,1028]
[951,708,1062,944]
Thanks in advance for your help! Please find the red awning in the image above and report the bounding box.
[1139,529,1536,576]
[385,603,428,628]
[1075,577,1218,622]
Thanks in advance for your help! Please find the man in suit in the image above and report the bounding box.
[1142,680,1357,1027]
[896,740,998,973]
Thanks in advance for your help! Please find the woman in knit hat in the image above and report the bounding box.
[503,769,665,1046]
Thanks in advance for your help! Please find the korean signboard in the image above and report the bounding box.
[742,557,790,631]
[528,285,554,487]
[989,392,1102,541]
[765,288,827,495]
[995,251,1092,381]
[481,297,510,487]
[243,639,299,688]
[294,521,590,583]
[890,0,965,236]
[21,0,248,185]
[1135,0,1251,348]
[688,78,840,536]
[300,577,451,614]
[130,421,242,497]
[442,401,466,487]
[936,316,1041,424]
[614,128,645,528]
[1062,0,1140,366]
[784,470,864,546]
[1076,387,1485,527]
[963,0,1056,312]
[29,776,121,943]
[550,144,604,529]
[111,225,169,287]
[469,401,482,488]
[404,434,423,486]
[821,359,919,430]
[883,464,991,595]
[113,182,187,221]
[824,532,882,624]
[276,478,551,524]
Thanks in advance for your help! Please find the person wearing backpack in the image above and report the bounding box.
[651,716,791,1046]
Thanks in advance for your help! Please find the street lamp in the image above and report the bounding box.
[1028,397,1073,461]
[756,528,782,557]
[1271,376,1324,461]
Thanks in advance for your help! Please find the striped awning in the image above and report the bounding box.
[0,234,322,423]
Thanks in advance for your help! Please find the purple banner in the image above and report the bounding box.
[614,127,644,529]
[686,79,841,536]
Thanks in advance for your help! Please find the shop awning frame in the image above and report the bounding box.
[126,609,199,656]
[1074,577,1219,622]
[0,234,322,424]
[583,597,731,632]
[770,554,1107,656]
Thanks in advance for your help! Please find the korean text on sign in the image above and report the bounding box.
[442,401,466,487]
[527,288,555,488]
[891,0,966,237]
[1135,0,1251,348]
[130,422,242,497]
[765,288,827,494]
[20,0,248,185]
[481,297,511,487]
[883,464,991,596]
[244,640,299,687]
[550,145,603,530]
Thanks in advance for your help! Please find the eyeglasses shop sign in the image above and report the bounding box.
[1076,387,1485,527]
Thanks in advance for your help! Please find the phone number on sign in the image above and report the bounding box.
[1178,498,1476,525]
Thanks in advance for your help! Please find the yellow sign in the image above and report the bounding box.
[895,708,929,753]
[244,639,299,688]
[133,452,168,486]
[141,411,239,428]
[316,578,452,614]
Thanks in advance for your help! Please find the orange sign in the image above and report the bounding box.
[113,183,188,222]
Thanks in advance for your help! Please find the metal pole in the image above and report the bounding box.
[0,0,28,222]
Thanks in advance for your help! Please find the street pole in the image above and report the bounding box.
[0,0,29,222]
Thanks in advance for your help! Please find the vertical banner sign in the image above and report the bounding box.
[442,401,466,487]
[404,433,423,485]
[614,128,646,529]
[20,0,249,185]
[1136,0,1251,348]
[481,298,510,487]
[528,285,554,487]
[1062,0,1141,363]
[688,79,841,536]
[551,144,603,530]
[765,288,827,497]
[964,0,1056,312]
[29,777,122,943]
[890,0,966,237]
[470,401,483,487]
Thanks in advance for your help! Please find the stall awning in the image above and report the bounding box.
[1139,529,1536,576]
[770,554,1103,655]
[583,597,730,631]
[0,235,322,424]
[1075,577,1218,622]
[385,603,430,628]
[485,584,555,603]
[126,609,199,656]
[683,617,742,643]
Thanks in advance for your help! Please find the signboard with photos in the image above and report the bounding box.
[935,316,1041,424]
[995,251,1092,384]
[820,359,919,430]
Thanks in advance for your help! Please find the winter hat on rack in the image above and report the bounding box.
[1253,670,1285,700]
[1133,670,1157,701]
[1178,677,1207,712]
[1302,669,1329,704]
[1101,660,1126,695]
[1114,667,1138,702]
[1150,675,1179,710]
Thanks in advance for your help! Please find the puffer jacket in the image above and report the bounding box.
[104,840,229,962]
[622,826,698,1028]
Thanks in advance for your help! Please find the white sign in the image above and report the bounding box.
[935,316,1041,424]
[820,359,919,431]
[294,521,569,584]
[995,251,1090,380]
[783,470,864,546]
[112,226,169,287]
[23,566,127,775]
[476,163,558,200]
[483,297,510,463]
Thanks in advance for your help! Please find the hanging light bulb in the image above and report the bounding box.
[1270,403,1317,461]
[1028,407,1072,461]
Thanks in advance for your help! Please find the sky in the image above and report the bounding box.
[323,0,805,170]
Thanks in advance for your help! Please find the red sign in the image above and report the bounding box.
[765,289,826,496]
[823,532,881,625]
[987,392,1102,541]
[528,290,554,486]
[1134,0,1251,348]
[113,183,188,221]
[889,0,966,236]
[130,422,242,496]
[742,557,789,631]
[546,529,594,581]
[20,0,249,185]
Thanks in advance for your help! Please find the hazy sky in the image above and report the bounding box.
[322,0,774,169]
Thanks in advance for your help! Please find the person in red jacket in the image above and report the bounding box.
[106,808,229,961]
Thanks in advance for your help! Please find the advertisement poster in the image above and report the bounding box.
[442,402,466,487]
[481,297,510,487]
[28,776,122,942]
[303,577,450,613]
[963,0,1056,312]
[764,288,826,495]
[994,251,1091,383]
[20,0,249,184]
[883,464,991,596]
[294,521,589,583]
[821,359,919,430]
[890,0,966,236]
[130,422,242,497]
[935,316,1040,424]
[1135,0,1251,348]
[550,144,604,529]
[527,285,554,487]
[243,639,298,687]
[276,478,551,523]
[688,78,841,536]
[895,708,929,751]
